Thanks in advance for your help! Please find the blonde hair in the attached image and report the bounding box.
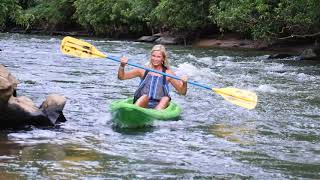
[148,44,170,68]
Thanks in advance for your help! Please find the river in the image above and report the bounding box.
[0,33,319,179]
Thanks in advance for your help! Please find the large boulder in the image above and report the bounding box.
[0,64,67,129]
[0,65,18,102]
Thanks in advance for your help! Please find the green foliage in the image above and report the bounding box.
[73,0,132,35]
[14,11,35,30]
[0,0,34,30]
[1,0,320,41]
[151,0,210,32]
[54,0,214,35]
[209,0,320,41]
[127,0,158,32]
[18,0,38,9]
[25,0,76,30]
[0,0,19,29]
[275,0,320,34]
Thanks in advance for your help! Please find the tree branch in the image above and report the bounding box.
[278,31,320,40]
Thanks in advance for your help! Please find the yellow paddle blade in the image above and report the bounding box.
[60,36,106,58]
[213,87,258,110]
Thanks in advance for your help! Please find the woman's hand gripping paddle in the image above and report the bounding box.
[60,36,258,110]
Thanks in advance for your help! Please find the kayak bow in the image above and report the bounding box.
[110,98,181,128]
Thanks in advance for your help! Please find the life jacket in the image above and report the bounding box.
[133,66,170,104]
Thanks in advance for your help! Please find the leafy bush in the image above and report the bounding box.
[0,0,29,30]
[73,0,132,35]
[25,0,76,30]
[1,0,319,42]
[209,0,320,41]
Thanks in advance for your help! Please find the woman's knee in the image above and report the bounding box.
[155,96,170,110]
[161,96,170,101]
[135,95,149,107]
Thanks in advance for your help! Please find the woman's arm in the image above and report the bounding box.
[118,57,143,80]
[167,70,188,95]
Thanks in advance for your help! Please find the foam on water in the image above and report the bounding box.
[215,55,234,61]
[175,62,222,80]
[256,84,279,93]
[264,63,285,72]
[296,73,317,82]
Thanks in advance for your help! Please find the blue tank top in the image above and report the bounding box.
[133,68,170,103]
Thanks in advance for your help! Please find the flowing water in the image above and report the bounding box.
[0,33,319,179]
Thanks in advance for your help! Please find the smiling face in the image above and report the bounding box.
[148,44,169,69]
[151,50,164,67]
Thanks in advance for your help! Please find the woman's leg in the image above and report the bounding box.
[155,96,170,110]
[134,95,149,108]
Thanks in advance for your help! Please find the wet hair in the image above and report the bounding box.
[148,44,170,68]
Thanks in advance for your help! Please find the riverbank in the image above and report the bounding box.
[136,32,320,60]
[193,37,311,54]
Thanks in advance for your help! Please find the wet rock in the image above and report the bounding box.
[1,93,67,129]
[137,31,183,45]
[40,94,67,124]
[299,47,320,60]
[155,36,179,45]
[0,64,18,103]
[0,76,13,103]
[267,53,294,59]
[0,64,67,129]
[136,36,159,43]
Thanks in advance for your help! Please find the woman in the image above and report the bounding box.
[118,44,188,110]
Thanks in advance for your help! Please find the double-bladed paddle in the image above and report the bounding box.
[60,36,258,110]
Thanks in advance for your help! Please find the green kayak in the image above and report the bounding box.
[110,98,182,128]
